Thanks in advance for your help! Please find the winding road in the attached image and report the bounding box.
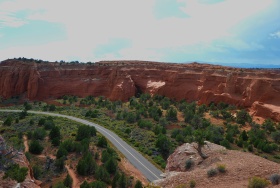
[0,109,163,182]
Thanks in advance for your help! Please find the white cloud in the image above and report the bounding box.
[270,31,280,38]
[0,0,277,62]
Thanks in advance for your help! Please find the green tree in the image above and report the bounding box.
[272,131,280,143]
[97,136,107,148]
[33,128,46,140]
[95,166,110,183]
[77,152,97,176]
[29,140,44,154]
[49,126,61,140]
[166,107,178,122]
[155,134,171,159]
[32,165,41,179]
[193,130,208,159]
[118,173,128,188]
[3,164,28,183]
[76,125,96,141]
[63,173,73,188]
[134,180,143,188]
[4,116,13,126]
[105,158,117,174]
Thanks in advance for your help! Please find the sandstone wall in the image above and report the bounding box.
[1,59,279,120]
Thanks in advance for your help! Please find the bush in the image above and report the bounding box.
[189,180,196,188]
[248,176,269,188]
[63,173,73,188]
[3,164,28,183]
[185,159,194,170]
[207,168,218,177]
[29,140,44,154]
[97,136,107,148]
[217,164,226,173]
[269,174,280,185]
[32,165,42,179]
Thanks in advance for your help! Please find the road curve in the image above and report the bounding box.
[0,109,163,182]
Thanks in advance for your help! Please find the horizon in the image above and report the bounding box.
[0,0,280,67]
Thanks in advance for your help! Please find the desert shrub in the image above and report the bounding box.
[189,179,196,188]
[32,165,42,179]
[217,164,226,173]
[63,173,73,188]
[207,168,218,177]
[269,174,280,185]
[3,164,28,183]
[29,140,44,154]
[134,180,143,188]
[248,176,269,188]
[97,135,107,148]
[25,152,31,161]
[185,159,194,170]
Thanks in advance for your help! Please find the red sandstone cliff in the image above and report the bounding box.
[0,59,280,121]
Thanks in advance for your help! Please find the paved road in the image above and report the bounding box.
[0,109,163,182]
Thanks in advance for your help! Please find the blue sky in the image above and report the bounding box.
[0,0,279,67]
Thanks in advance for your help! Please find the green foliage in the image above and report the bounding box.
[85,109,99,118]
[53,182,67,188]
[29,140,44,154]
[185,158,194,170]
[217,164,226,173]
[189,180,196,188]
[24,102,32,110]
[76,125,96,141]
[248,176,269,188]
[207,168,218,177]
[262,119,276,133]
[49,126,61,140]
[56,146,68,159]
[19,109,28,119]
[118,173,128,188]
[269,174,280,185]
[220,139,231,149]
[49,104,56,111]
[155,134,171,159]
[33,128,46,140]
[77,152,97,176]
[3,164,28,183]
[138,119,153,129]
[236,109,251,125]
[3,116,13,126]
[32,165,42,179]
[55,157,65,171]
[271,131,280,143]
[105,157,117,174]
[38,118,46,126]
[63,173,73,188]
[95,166,110,183]
[166,107,178,122]
[134,180,143,188]
[97,135,107,148]
[44,120,55,130]
[126,112,136,123]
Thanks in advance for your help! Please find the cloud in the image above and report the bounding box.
[0,11,27,28]
[270,31,280,38]
[0,0,278,63]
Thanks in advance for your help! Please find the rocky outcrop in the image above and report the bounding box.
[165,141,226,173]
[154,142,280,188]
[0,59,280,120]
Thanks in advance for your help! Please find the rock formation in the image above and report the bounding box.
[154,142,280,188]
[0,59,280,120]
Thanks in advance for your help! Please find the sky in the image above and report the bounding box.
[0,0,280,67]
